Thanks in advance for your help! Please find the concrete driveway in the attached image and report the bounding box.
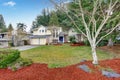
[12,45,38,51]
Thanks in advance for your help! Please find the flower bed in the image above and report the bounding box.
[70,42,85,46]
[0,59,120,80]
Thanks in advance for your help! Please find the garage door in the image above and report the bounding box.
[30,39,39,45]
[40,38,46,45]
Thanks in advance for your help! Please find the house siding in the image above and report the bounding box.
[0,41,9,48]
[0,33,10,48]
[68,28,84,42]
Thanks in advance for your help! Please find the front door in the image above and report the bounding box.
[59,36,63,43]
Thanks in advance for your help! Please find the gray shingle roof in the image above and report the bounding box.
[30,35,51,38]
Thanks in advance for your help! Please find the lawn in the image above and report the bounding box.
[21,44,115,68]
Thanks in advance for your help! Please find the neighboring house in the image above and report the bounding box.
[0,33,11,48]
[12,30,30,46]
[68,28,84,42]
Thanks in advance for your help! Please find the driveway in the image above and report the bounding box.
[12,45,38,51]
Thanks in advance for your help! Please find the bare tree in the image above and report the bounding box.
[50,0,120,64]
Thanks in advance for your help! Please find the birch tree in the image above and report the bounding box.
[50,0,120,64]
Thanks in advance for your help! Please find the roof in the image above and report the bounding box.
[0,39,11,41]
[47,26,62,30]
[30,35,51,38]
[59,32,68,36]
[32,25,47,31]
[0,32,8,35]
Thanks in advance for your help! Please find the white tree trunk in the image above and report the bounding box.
[91,45,98,64]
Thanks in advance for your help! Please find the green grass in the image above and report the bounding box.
[21,44,115,68]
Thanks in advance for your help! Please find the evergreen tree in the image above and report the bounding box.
[36,8,50,26]
[49,11,59,26]
[8,24,13,31]
[8,23,14,36]
[17,23,27,31]
[0,15,7,32]
[56,10,72,31]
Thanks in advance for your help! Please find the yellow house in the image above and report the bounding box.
[30,25,71,45]
[30,25,52,45]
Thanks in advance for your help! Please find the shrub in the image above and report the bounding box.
[84,40,90,46]
[115,40,120,44]
[0,50,20,68]
[7,58,32,71]
[0,49,32,70]
[69,36,76,44]
[9,42,14,47]
[97,40,108,47]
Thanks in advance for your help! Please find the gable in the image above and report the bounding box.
[32,25,51,35]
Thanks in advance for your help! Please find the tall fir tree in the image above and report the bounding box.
[49,11,59,26]
[0,15,7,32]
[8,24,14,36]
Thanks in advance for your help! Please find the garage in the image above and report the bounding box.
[30,38,40,45]
[30,35,48,45]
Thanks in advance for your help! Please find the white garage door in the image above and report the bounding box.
[40,38,46,45]
[30,39,40,45]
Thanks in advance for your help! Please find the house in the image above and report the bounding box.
[59,32,68,43]
[47,26,66,43]
[30,25,52,45]
[68,28,84,42]
[30,26,85,45]
[0,33,11,48]
[11,30,30,46]
[30,25,67,45]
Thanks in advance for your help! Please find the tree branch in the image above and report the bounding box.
[78,0,92,44]
[95,0,118,39]
[50,0,87,37]
[96,23,120,45]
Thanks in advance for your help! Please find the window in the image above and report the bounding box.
[42,30,44,33]
[53,29,56,38]
[39,30,41,33]
[56,31,58,37]
[72,30,75,32]
[53,29,59,38]
[0,35,2,39]
[40,29,45,33]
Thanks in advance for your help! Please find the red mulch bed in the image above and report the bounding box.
[70,42,85,46]
[0,59,120,80]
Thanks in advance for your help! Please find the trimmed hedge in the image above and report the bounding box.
[0,50,20,68]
